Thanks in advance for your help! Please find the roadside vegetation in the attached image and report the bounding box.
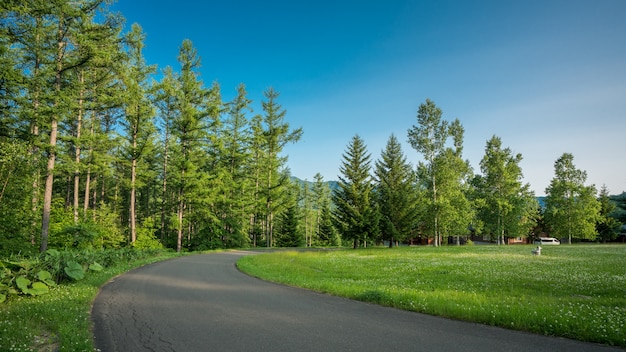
[237,244,626,347]
[0,249,180,351]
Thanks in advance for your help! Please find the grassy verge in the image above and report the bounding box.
[0,251,181,352]
[237,244,626,347]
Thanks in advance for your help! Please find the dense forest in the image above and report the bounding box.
[1,1,624,256]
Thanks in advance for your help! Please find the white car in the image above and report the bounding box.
[534,237,560,245]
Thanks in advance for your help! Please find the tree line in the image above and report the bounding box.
[0,1,309,254]
[1,1,623,256]
[333,100,624,248]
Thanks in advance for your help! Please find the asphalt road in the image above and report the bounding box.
[92,251,620,352]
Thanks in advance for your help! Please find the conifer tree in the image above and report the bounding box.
[333,135,379,248]
[258,87,302,247]
[313,174,338,246]
[154,66,179,242]
[219,83,253,246]
[119,24,156,244]
[170,39,221,252]
[275,183,302,247]
[248,114,265,247]
[596,185,620,243]
[5,0,118,251]
[375,134,420,247]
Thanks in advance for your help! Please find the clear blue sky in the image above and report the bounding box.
[111,0,626,196]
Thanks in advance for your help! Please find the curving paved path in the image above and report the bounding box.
[92,251,619,352]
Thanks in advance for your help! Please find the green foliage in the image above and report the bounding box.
[374,134,421,246]
[134,217,164,249]
[472,136,538,244]
[318,203,340,246]
[0,247,175,303]
[276,206,303,247]
[0,258,55,300]
[610,192,626,224]
[333,135,380,248]
[408,100,472,246]
[545,153,600,243]
[47,202,124,250]
[64,261,85,281]
[0,140,37,257]
[596,186,621,242]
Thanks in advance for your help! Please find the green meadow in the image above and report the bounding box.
[237,245,626,347]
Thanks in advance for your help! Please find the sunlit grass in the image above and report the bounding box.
[237,245,626,347]
[0,252,181,352]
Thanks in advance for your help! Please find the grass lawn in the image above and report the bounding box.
[237,244,626,347]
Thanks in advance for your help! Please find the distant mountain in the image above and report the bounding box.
[290,176,339,192]
[536,196,546,208]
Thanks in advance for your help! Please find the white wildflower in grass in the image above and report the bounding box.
[238,244,626,347]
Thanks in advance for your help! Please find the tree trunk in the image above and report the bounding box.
[40,25,65,252]
[31,123,40,246]
[432,167,439,247]
[73,72,84,224]
[266,166,272,248]
[160,121,169,240]
[83,116,94,216]
[177,165,185,252]
[129,123,138,244]
[40,117,57,252]
[177,190,184,253]
[130,157,137,244]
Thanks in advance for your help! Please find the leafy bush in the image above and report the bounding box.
[0,247,173,303]
[134,217,164,249]
[0,259,56,303]
[48,201,124,250]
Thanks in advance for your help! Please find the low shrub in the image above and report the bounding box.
[0,247,173,303]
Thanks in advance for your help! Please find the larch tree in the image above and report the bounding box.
[247,114,265,247]
[7,0,114,252]
[544,153,600,244]
[333,135,379,248]
[258,87,302,247]
[170,39,221,252]
[0,3,40,250]
[375,134,420,247]
[119,23,156,244]
[473,136,537,244]
[154,66,179,241]
[219,83,253,247]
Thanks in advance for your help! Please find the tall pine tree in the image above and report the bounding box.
[170,39,220,252]
[375,134,420,247]
[333,135,379,248]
